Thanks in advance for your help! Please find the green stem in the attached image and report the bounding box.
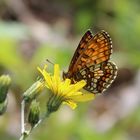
[19,111,50,140]
[20,130,32,140]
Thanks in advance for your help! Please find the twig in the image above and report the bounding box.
[21,100,25,134]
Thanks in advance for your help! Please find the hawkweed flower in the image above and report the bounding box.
[37,64,95,113]
[23,80,44,102]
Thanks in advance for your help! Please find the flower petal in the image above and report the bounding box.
[54,64,60,80]
[68,91,82,96]
[63,80,86,96]
[54,64,61,86]
[58,79,71,94]
[70,93,95,102]
[37,66,53,91]
[52,64,61,94]
[63,100,77,109]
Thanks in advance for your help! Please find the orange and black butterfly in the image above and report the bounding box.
[63,30,117,94]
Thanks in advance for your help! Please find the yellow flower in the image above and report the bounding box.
[37,64,95,112]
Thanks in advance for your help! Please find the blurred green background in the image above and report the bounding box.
[0,0,140,140]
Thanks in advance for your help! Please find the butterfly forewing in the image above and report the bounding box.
[70,30,112,74]
[68,30,93,73]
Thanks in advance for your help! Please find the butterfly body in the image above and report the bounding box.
[63,30,117,94]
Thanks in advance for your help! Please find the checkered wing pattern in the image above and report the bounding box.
[74,61,117,94]
[63,30,117,94]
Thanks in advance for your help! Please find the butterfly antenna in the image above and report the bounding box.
[46,59,54,65]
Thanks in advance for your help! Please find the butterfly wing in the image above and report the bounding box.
[69,30,112,75]
[68,29,93,73]
[64,29,117,94]
[74,61,117,94]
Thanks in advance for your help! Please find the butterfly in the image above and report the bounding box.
[63,29,117,94]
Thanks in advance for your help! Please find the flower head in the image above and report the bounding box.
[37,64,95,112]
[23,80,44,102]
[28,100,40,127]
[0,75,11,103]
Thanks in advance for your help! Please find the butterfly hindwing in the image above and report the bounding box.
[74,61,117,94]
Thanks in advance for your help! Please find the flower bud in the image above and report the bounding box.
[0,75,11,103]
[0,98,8,115]
[23,80,44,102]
[28,100,40,127]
